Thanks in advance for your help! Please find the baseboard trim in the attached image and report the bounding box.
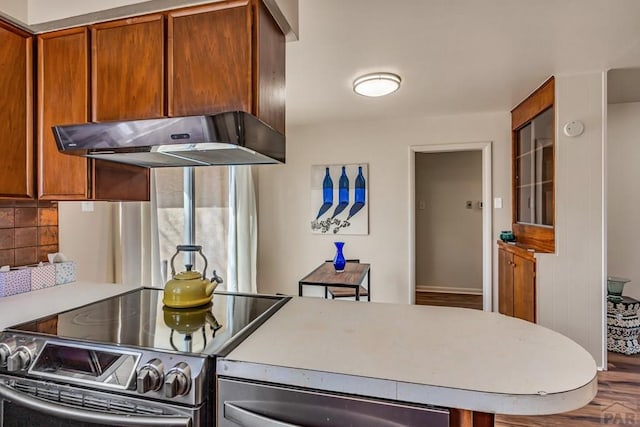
[416,285,483,295]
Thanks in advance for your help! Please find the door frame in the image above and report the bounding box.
[408,142,493,311]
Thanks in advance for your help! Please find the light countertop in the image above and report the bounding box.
[219,297,598,416]
[0,282,142,330]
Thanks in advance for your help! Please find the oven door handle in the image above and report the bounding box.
[0,383,191,427]
[224,402,299,427]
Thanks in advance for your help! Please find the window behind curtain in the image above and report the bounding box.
[154,167,229,283]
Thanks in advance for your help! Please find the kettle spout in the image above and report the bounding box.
[206,270,223,296]
[205,281,217,296]
[211,270,224,285]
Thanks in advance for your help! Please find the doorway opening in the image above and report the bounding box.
[409,142,492,311]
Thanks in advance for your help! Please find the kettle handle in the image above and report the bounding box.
[170,245,208,279]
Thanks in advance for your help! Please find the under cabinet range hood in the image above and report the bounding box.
[52,111,285,168]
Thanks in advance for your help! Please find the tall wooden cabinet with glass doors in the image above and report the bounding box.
[499,76,555,323]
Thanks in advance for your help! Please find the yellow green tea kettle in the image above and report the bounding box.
[163,245,223,308]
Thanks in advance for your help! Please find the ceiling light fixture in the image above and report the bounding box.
[353,72,401,97]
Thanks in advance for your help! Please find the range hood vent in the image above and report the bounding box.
[53,111,285,168]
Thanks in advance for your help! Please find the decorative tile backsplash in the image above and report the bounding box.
[0,201,58,267]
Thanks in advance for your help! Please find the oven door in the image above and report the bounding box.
[0,375,203,427]
[218,377,449,427]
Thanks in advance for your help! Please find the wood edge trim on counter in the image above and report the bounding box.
[511,76,554,131]
[497,240,536,261]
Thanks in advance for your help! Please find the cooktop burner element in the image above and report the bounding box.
[10,288,284,356]
[0,288,289,411]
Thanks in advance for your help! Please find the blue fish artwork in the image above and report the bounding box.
[347,165,366,220]
[331,166,350,218]
[315,167,333,219]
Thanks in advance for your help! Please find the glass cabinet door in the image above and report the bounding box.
[510,75,555,253]
[515,107,554,227]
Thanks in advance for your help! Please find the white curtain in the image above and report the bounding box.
[227,165,258,294]
[115,167,257,292]
[114,172,163,287]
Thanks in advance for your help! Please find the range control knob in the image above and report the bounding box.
[164,362,191,398]
[0,338,17,367]
[136,359,164,394]
[7,342,36,372]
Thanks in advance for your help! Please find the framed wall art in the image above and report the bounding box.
[310,163,369,235]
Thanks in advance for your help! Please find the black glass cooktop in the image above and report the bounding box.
[8,288,288,357]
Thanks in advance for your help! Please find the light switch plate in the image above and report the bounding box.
[494,197,503,209]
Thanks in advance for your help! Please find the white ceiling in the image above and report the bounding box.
[2,0,640,127]
[285,0,640,127]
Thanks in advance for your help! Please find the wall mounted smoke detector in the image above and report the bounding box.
[563,120,585,137]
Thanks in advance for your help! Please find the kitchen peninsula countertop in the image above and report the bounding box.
[0,282,141,330]
[218,297,597,416]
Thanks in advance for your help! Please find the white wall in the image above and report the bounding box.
[256,111,512,305]
[0,0,26,23]
[608,102,640,299]
[536,72,606,368]
[58,202,115,283]
[28,0,146,23]
[415,151,482,291]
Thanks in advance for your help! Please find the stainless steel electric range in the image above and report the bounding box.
[0,288,289,427]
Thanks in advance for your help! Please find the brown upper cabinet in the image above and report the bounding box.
[510,77,555,252]
[37,28,90,200]
[0,21,33,199]
[90,15,165,201]
[91,15,165,121]
[34,0,285,201]
[37,22,152,201]
[167,0,285,133]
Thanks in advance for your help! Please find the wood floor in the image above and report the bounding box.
[415,292,640,426]
[496,352,640,426]
[415,290,483,310]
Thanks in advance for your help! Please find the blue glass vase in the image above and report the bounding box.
[333,242,346,272]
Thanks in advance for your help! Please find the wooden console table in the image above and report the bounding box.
[298,262,370,301]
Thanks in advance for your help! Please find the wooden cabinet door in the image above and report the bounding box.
[498,248,514,316]
[0,22,33,199]
[91,15,165,121]
[167,1,253,116]
[91,15,164,201]
[255,0,285,134]
[37,28,90,200]
[513,254,536,322]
